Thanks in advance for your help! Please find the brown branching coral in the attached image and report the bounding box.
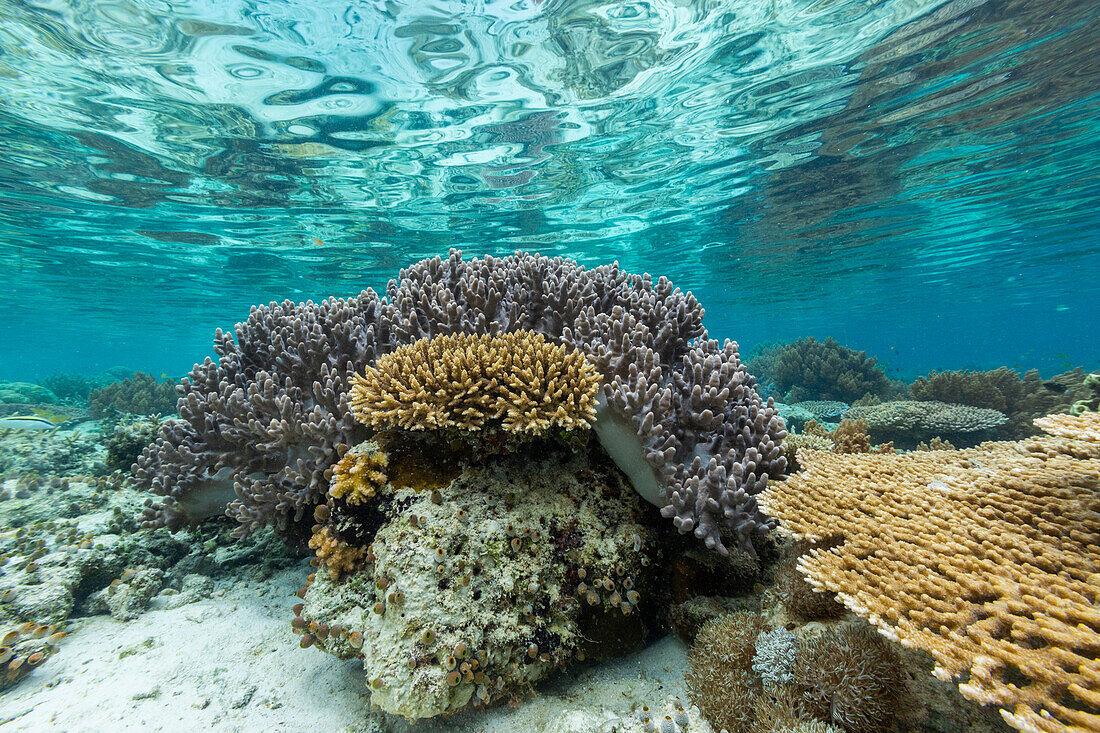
[350,331,600,435]
[784,419,891,473]
[686,611,768,732]
[759,412,1100,733]
[328,445,388,505]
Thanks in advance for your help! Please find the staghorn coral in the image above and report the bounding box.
[327,444,388,505]
[909,366,1092,439]
[758,412,1100,733]
[88,372,179,419]
[686,611,768,732]
[765,338,893,404]
[134,250,785,556]
[792,624,903,733]
[349,331,600,435]
[843,400,1005,447]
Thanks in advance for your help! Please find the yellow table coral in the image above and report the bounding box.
[759,412,1100,733]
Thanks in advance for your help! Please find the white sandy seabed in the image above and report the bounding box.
[1,563,690,733]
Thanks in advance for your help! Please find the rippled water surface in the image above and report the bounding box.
[1,0,1098,378]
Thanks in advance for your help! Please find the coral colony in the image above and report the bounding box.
[109,251,1099,731]
[134,250,787,556]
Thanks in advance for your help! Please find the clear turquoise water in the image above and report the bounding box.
[1,0,1097,381]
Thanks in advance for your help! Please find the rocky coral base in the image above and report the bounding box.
[298,441,662,720]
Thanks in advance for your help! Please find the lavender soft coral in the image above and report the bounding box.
[134,250,786,554]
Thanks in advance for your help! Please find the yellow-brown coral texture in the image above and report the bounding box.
[758,412,1100,733]
[329,447,388,505]
[309,527,367,580]
[349,331,600,434]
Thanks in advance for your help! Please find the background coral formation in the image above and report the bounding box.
[758,412,1100,733]
[350,331,600,434]
[909,366,1092,439]
[748,337,894,404]
[88,372,179,419]
[843,399,1006,447]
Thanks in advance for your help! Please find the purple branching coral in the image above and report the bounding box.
[133,250,787,555]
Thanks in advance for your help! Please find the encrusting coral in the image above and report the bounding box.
[134,250,786,557]
[350,331,601,435]
[758,412,1100,733]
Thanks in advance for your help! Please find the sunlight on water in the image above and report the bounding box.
[0,0,1097,377]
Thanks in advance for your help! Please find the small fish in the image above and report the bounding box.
[312,236,325,246]
[160,372,167,379]
[0,411,69,431]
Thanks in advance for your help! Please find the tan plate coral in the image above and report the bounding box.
[759,412,1100,733]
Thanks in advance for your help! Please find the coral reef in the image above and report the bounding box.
[134,250,786,556]
[350,331,600,435]
[295,440,659,721]
[909,366,1093,439]
[758,412,1100,733]
[781,419,891,474]
[0,382,58,405]
[1070,371,1099,414]
[843,399,1006,447]
[88,372,179,418]
[758,338,894,404]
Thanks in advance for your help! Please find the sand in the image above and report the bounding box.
[0,561,690,732]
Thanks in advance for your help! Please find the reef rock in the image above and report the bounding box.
[297,440,660,721]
